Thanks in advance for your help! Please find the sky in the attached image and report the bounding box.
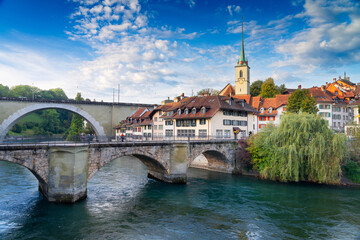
[0,0,359,103]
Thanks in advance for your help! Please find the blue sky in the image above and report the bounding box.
[0,0,359,103]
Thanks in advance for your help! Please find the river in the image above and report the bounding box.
[0,157,360,240]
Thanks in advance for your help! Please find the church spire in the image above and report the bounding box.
[238,16,247,66]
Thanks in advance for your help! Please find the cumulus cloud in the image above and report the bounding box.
[273,0,360,70]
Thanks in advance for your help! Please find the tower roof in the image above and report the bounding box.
[237,17,247,67]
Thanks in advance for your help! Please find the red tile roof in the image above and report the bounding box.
[308,87,334,103]
[163,95,257,120]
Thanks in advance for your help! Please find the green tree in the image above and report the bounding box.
[247,112,348,184]
[0,84,9,97]
[250,80,263,96]
[276,84,286,94]
[287,89,318,114]
[260,78,277,98]
[66,93,85,140]
[9,85,40,99]
[50,88,68,100]
[84,122,95,134]
[197,88,219,96]
[36,110,61,135]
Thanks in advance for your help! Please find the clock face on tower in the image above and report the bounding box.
[238,78,244,83]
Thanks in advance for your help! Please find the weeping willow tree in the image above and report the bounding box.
[248,112,348,184]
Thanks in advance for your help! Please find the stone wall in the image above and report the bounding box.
[0,146,49,184]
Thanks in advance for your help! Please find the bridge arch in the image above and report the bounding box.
[189,143,235,173]
[87,148,168,182]
[0,149,49,186]
[0,103,106,142]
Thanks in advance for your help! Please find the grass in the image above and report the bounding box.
[16,112,43,124]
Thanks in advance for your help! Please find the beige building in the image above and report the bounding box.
[162,95,258,139]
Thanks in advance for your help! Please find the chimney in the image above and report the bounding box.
[298,85,301,89]
[333,78,336,82]
[321,85,326,92]
[347,77,350,81]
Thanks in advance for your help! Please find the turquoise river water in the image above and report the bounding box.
[1,156,360,240]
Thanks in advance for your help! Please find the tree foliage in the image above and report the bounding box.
[0,84,10,97]
[197,88,219,96]
[260,78,278,98]
[66,93,85,140]
[287,89,318,114]
[247,112,348,184]
[250,80,263,96]
[36,110,61,135]
[9,85,40,99]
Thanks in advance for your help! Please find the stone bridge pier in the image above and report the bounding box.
[0,142,189,203]
[0,141,242,203]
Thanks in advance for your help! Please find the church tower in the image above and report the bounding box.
[235,18,250,95]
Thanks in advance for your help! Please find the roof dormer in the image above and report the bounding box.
[184,108,189,114]
[192,108,196,114]
[268,107,272,113]
[201,107,206,114]
[260,107,264,113]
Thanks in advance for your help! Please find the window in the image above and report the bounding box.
[224,130,231,138]
[148,125,152,130]
[240,121,247,126]
[165,120,173,125]
[144,126,147,130]
[259,116,266,121]
[240,70,243,77]
[191,119,196,127]
[223,119,231,125]
[199,129,207,137]
[237,111,247,117]
[216,130,223,138]
[154,125,157,130]
[201,107,206,114]
[177,129,195,137]
[192,108,196,114]
[165,129,173,137]
[199,119,206,125]
[176,120,181,127]
[154,117,157,122]
[283,107,286,111]
[159,125,163,130]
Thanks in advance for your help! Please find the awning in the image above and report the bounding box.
[233,127,245,133]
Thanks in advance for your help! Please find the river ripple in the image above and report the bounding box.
[1,157,360,240]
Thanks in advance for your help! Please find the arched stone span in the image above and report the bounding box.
[188,142,237,173]
[0,147,49,186]
[87,145,173,183]
[0,103,106,142]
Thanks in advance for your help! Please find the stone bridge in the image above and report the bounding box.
[0,98,153,142]
[0,141,242,203]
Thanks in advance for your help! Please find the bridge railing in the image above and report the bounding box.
[0,134,246,146]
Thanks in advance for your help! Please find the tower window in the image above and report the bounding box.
[240,70,243,78]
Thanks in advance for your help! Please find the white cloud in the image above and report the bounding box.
[273,0,360,70]
[227,5,241,16]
